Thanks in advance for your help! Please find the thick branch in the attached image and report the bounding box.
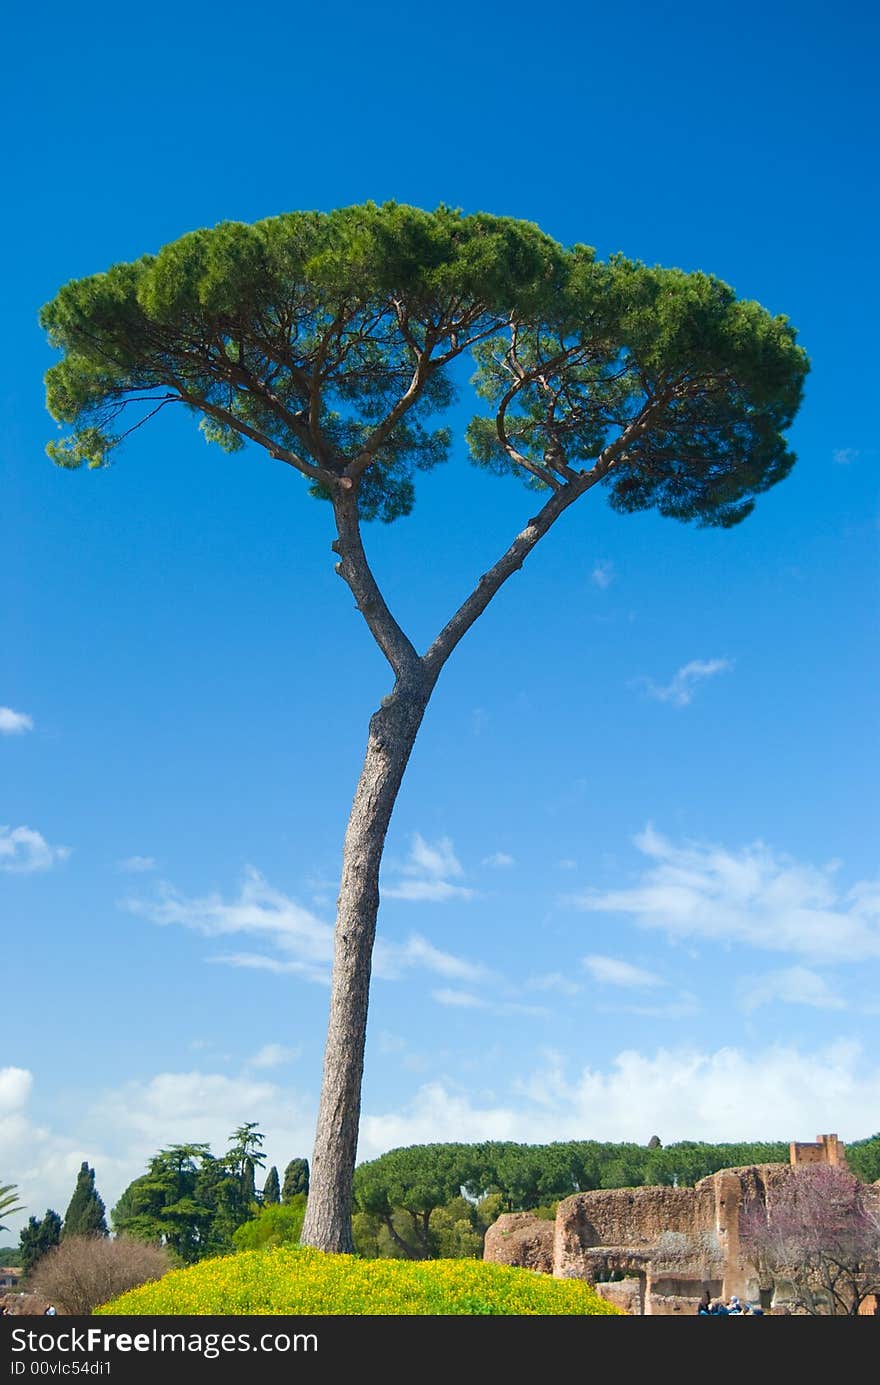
[494,343,582,487]
[423,389,673,676]
[380,1212,421,1260]
[495,379,563,490]
[345,310,508,483]
[423,473,593,675]
[176,390,337,488]
[345,357,430,482]
[332,488,422,679]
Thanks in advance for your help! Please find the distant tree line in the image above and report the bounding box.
[351,1134,880,1260]
[9,1131,879,1273]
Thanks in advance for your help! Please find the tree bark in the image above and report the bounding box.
[299,673,430,1252]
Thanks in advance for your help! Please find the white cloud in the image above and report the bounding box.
[92,1071,283,1149]
[123,868,335,982]
[125,870,488,988]
[527,972,581,997]
[739,966,847,1013]
[246,1044,301,1069]
[641,658,733,707]
[583,954,664,989]
[571,826,880,964]
[591,559,614,589]
[597,994,700,1020]
[0,1066,33,1115]
[482,852,515,869]
[556,858,577,871]
[405,833,463,879]
[384,833,475,902]
[833,448,860,465]
[0,707,33,735]
[208,951,328,982]
[359,1081,523,1154]
[117,856,157,873]
[432,988,485,1009]
[357,1040,880,1153]
[383,879,475,902]
[0,1066,123,1241]
[1,1064,316,1239]
[0,826,71,874]
[375,934,492,984]
[430,989,547,1018]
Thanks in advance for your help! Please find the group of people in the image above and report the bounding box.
[698,1290,763,1315]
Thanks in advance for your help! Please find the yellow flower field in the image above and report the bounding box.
[96,1247,622,1316]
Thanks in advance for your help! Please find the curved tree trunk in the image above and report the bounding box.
[299,678,430,1251]
[301,476,593,1252]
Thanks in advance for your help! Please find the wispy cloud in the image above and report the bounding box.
[569,825,880,963]
[597,994,700,1020]
[739,966,847,1013]
[384,833,475,902]
[833,447,861,465]
[0,707,33,735]
[124,868,488,987]
[384,879,475,902]
[375,934,492,984]
[527,972,581,997]
[245,1043,300,1069]
[0,826,70,874]
[117,855,157,874]
[431,988,547,1017]
[124,868,334,982]
[582,954,665,989]
[482,851,514,869]
[432,988,485,1009]
[591,559,615,589]
[640,658,733,707]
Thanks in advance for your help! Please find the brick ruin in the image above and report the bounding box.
[483,1134,878,1314]
[790,1132,847,1168]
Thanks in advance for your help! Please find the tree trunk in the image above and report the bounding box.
[299,676,430,1252]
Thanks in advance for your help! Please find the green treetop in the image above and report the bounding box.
[282,1159,309,1202]
[62,1161,108,1238]
[19,1209,62,1276]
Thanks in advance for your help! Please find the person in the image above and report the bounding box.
[697,1288,712,1314]
[728,1295,742,1314]
[44,1305,57,1316]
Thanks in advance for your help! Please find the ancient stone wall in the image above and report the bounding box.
[482,1211,554,1274]
[594,1278,643,1314]
[484,1136,876,1314]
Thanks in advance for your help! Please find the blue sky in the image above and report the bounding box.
[2,0,878,1233]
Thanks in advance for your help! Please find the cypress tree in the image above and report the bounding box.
[282,1158,309,1202]
[262,1166,280,1204]
[20,1210,62,1275]
[63,1161,107,1238]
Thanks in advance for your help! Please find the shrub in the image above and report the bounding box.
[231,1198,306,1252]
[30,1235,171,1315]
[96,1246,622,1315]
